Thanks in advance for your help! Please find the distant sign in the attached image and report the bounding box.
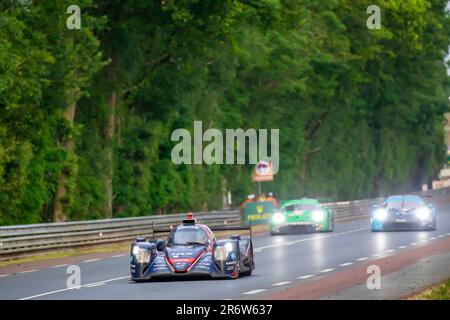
[242,201,276,224]
[252,161,274,182]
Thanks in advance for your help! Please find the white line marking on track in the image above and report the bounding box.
[84,283,105,288]
[410,242,417,246]
[242,289,267,295]
[256,227,369,251]
[446,233,450,236]
[83,258,100,263]
[372,253,382,257]
[398,246,407,249]
[272,281,292,286]
[284,236,327,246]
[256,244,287,251]
[437,235,444,238]
[430,237,437,240]
[18,269,37,274]
[51,264,69,269]
[386,249,395,253]
[0,274,9,278]
[339,262,353,267]
[297,274,315,280]
[320,268,334,273]
[111,254,125,258]
[19,275,129,300]
[356,257,368,261]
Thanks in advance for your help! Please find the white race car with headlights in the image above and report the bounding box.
[269,198,334,235]
[371,195,436,231]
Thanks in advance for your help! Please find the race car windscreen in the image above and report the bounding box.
[282,203,318,211]
[384,196,424,209]
[166,227,209,246]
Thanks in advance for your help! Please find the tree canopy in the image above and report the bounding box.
[0,0,449,224]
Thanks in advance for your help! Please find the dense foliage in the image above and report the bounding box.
[0,0,449,224]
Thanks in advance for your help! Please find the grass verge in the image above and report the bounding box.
[408,278,450,300]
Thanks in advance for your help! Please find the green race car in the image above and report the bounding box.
[269,198,334,235]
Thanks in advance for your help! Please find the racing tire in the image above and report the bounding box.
[241,250,254,277]
[238,237,254,277]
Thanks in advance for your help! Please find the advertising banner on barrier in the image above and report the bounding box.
[242,201,276,224]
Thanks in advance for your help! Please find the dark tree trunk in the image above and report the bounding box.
[53,102,77,222]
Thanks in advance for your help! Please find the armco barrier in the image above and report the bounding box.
[323,198,383,222]
[0,211,240,258]
[1,187,450,258]
[323,187,450,222]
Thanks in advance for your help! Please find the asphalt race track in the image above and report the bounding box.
[1,204,450,300]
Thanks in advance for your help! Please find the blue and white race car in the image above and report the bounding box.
[130,213,255,281]
[371,195,436,231]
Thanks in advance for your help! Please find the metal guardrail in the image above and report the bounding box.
[1,187,450,258]
[323,198,384,222]
[323,187,450,222]
[0,211,240,257]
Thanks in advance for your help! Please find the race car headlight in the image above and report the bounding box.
[132,245,150,263]
[272,212,285,224]
[214,246,229,261]
[415,207,431,220]
[374,208,388,221]
[224,242,233,252]
[312,210,325,222]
